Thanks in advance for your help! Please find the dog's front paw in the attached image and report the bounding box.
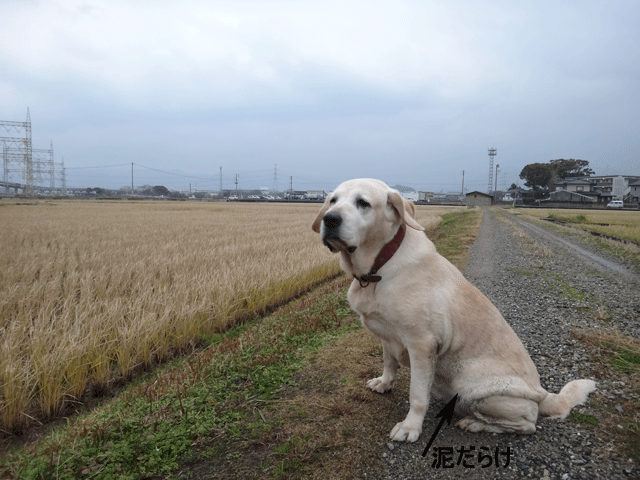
[390,421,422,443]
[366,376,393,393]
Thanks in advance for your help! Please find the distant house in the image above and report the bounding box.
[388,184,417,202]
[552,175,640,205]
[419,191,435,202]
[465,191,493,207]
[629,179,640,204]
[553,177,593,193]
[305,190,326,200]
[542,190,596,204]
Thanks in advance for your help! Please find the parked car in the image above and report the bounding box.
[606,200,623,209]
[227,195,238,201]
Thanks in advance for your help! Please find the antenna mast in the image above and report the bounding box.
[487,147,497,193]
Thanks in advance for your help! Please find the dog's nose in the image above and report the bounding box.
[323,212,342,230]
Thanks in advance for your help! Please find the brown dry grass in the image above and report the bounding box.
[494,210,556,258]
[0,200,341,433]
[516,208,640,244]
[412,205,465,230]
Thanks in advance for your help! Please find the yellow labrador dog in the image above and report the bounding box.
[312,179,596,443]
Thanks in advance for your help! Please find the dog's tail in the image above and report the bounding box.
[538,379,597,419]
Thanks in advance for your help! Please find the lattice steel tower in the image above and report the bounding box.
[1,108,33,194]
[487,147,497,194]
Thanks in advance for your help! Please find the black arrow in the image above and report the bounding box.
[421,394,458,457]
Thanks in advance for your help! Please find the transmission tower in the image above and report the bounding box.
[272,164,278,193]
[1,110,61,195]
[487,147,497,194]
[1,108,33,194]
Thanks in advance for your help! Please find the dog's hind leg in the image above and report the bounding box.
[456,395,538,434]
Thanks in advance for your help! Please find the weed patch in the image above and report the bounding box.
[573,327,640,462]
[570,411,599,425]
[425,209,481,269]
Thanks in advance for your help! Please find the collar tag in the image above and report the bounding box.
[353,274,382,288]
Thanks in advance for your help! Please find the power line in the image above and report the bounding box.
[66,163,130,169]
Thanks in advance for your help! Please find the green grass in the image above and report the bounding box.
[548,213,588,224]
[569,411,599,426]
[426,210,479,266]
[612,347,640,373]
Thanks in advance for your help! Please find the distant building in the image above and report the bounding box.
[419,191,435,202]
[389,184,417,202]
[629,179,640,204]
[305,190,326,200]
[544,190,596,204]
[465,191,493,207]
[553,174,640,205]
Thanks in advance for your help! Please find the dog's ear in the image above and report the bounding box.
[387,190,424,231]
[406,200,417,219]
[312,195,332,233]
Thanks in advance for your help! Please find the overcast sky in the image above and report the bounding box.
[1,0,639,192]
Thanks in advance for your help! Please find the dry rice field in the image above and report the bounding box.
[0,199,460,433]
[517,207,640,244]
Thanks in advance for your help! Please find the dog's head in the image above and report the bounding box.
[312,179,424,255]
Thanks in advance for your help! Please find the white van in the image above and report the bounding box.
[606,200,623,209]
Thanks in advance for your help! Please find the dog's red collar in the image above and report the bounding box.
[353,223,406,288]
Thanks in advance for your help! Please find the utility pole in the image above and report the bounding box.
[131,162,134,195]
[235,174,238,197]
[461,170,465,195]
[219,167,222,194]
[60,156,66,196]
[272,164,278,193]
[494,164,500,193]
[289,176,293,201]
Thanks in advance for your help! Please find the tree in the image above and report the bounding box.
[152,185,170,197]
[519,163,553,191]
[519,159,594,192]
[549,159,594,179]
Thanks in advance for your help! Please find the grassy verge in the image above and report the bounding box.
[0,209,481,480]
[572,328,640,461]
[424,209,482,270]
[509,208,640,270]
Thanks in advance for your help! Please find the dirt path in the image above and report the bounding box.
[372,208,639,480]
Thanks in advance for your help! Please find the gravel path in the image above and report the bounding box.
[369,208,640,480]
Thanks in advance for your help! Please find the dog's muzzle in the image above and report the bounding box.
[322,212,357,254]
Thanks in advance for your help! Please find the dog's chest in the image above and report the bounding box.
[348,285,397,341]
[347,283,378,317]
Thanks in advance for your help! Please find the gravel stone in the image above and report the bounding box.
[364,208,640,480]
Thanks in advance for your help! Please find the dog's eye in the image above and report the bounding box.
[356,198,371,209]
[329,197,337,205]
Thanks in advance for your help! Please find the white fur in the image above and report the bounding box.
[312,179,596,442]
